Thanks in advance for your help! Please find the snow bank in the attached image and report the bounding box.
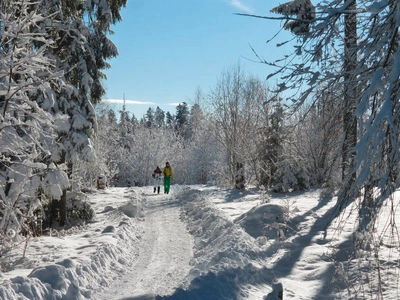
[157,189,278,299]
[0,188,145,300]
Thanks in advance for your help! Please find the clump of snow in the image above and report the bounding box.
[42,167,69,199]
[119,202,140,218]
[101,225,116,234]
[234,204,288,239]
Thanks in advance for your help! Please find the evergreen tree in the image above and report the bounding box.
[175,102,190,135]
[188,103,203,139]
[0,0,67,240]
[34,0,127,226]
[258,97,285,188]
[270,0,315,34]
[119,103,131,125]
[154,106,165,129]
[165,111,174,130]
[145,107,155,128]
[130,112,138,125]
[108,109,118,125]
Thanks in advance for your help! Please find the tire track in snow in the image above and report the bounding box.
[97,194,193,299]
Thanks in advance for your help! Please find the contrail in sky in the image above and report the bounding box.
[228,0,253,14]
[103,99,155,105]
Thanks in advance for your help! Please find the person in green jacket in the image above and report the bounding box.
[162,162,174,194]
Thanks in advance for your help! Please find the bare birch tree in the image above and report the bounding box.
[208,64,269,186]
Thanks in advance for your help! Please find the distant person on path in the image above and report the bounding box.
[162,162,174,194]
[152,166,162,194]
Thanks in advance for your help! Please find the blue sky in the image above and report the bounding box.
[101,0,291,119]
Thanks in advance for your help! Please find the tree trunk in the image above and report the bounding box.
[58,189,67,226]
[58,161,73,226]
[341,0,358,185]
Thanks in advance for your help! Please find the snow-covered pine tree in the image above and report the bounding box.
[259,96,285,188]
[270,0,315,35]
[175,102,190,138]
[165,111,175,130]
[0,1,67,245]
[154,106,165,129]
[32,0,127,226]
[77,104,117,189]
[144,107,155,128]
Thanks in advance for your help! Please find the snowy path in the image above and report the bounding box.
[96,193,193,299]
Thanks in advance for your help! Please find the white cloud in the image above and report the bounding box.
[167,102,183,107]
[102,99,155,105]
[228,0,253,14]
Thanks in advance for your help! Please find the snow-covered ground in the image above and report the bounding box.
[1,185,399,299]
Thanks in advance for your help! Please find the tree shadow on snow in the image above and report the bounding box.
[145,197,182,211]
[155,264,276,300]
[121,295,156,300]
[224,187,258,202]
[264,190,346,299]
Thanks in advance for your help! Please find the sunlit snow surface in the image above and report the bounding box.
[1,185,399,299]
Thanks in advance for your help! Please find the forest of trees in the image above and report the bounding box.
[0,0,399,294]
[92,63,342,193]
[93,60,341,192]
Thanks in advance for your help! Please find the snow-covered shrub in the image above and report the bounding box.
[40,191,95,229]
[234,203,290,240]
[112,168,136,187]
[259,185,270,204]
[66,193,95,224]
[272,154,310,192]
